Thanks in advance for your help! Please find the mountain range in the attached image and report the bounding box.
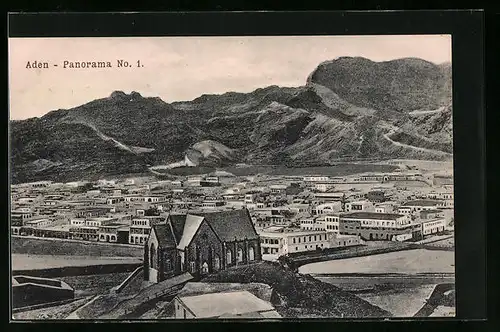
[10,57,453,184]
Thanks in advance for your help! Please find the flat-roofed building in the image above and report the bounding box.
[329,234,363,248]
[340,212,413,241]
[258,231,285,255]
[314,182,336,192]
[420,209,445,220]
[324,215,340,233]
[129,216,165,245]
[174,290,280,319]
[299,218,319,231]
[24,217,53,229]
[99,223,128,243]
[421,218,447,236]
[70,225,99,241]
[345,201,374,213]
[312,202,341,215]
[375,203,396,214]
[283,230,330,255]
[314,192,345,203]
[399,200,442,215]
[303,176,329,182]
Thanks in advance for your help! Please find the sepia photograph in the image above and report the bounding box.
[9,35,456,320]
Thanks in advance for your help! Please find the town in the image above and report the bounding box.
[11,161,455,319]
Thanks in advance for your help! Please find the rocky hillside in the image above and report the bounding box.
[307,57,452,112]
[10,57,453,183]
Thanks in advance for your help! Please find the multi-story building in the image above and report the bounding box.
[259,232,285,255]
[421,218,447,236]
[312,202,341,215]
[259,229,329,255]
[313,192,345,203]
[98,223,128,243]
[303,176,329,182]
[398,200,442,215]
[339,212,413,241]
[129,216,165,245]
[299,218,323,231]
[70,225,99,241]
[352,174,385,182]
[24,217,53,229]
[324,215,340,233]
[201,200,225,209]
[344,201,374,213]
[420,209,445,220]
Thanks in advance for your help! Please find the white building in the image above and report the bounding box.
[329,234,363,248]
[421,218,447,236]
[344,201,374,213]
[324,215,340,233]
[398,200,442,215]
[300,218,323,231]
[303,176,329,182]
[340,212,413,241]
[314,182,335,192]
[24,217,53,228]
[312,202,341,215]
[314,192,345,202]
[375,203,396,213]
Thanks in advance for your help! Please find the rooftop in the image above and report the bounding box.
[341,212,405,220]
[403,200,441,207]
[178,290,275,318]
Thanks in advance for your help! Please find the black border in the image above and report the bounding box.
[6,10,487,327]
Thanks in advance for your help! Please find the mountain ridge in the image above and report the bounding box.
[10,57,453,183]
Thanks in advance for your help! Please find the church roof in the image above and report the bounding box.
[176,215,205,250]
[169,214,187,244]
[152,224,176,249]
[195,209,259,242]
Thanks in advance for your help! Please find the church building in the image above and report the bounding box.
[144,208,262,283]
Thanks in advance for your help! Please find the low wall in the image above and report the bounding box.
[113,266,143,293]
[284,243,419,270]
[13,263,142,278]
[11,236,143,258]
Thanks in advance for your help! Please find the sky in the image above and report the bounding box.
[9,35,451,120]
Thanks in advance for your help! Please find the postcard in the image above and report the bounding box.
[9,34,456,320]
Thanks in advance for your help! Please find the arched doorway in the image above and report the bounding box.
[369,233,373,240]
[248,247,255,261]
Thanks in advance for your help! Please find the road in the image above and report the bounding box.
[382,124,452,156]
[408,107,446,116]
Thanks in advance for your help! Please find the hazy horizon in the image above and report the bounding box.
[9,35,451,120]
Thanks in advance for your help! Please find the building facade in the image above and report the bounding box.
[144,209,262,283]
[339,212,413,241]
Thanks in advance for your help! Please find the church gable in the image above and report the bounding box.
[152,224,176,249]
